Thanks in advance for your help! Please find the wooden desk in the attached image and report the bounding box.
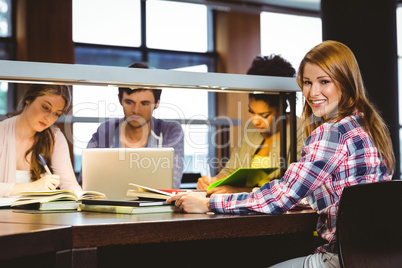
[0,209,318,267]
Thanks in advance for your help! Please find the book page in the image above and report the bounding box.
[128,183,174,197]
[0,197,19,207]
[75,191,106,200]
[15,190,76,196]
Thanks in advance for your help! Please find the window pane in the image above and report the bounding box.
[154,65,209,120]
[73,122,100,173]
[73,85,123,118]
[75,45,142,67]
[153,65,212,176]
[0,42,12,114]
[154,87,209,120]
[261,12,322,70]
[73,0,141,47]
[146,1,208,52]
[261,12,321,118]
[182,124,209,174]
[0,0,11,37]
[0,82,7,114]
[148,51,215,70]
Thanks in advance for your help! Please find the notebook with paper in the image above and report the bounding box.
[81,148,174,199]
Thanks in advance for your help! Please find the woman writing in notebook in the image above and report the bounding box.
[197,55,304,195]
[0,84,82,197]
[168,41,395,267]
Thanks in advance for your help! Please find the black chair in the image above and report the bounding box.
[337,180,402,267]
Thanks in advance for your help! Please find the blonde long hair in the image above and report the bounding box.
[297,40,395,171]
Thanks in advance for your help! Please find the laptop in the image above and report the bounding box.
[81,148,174,199]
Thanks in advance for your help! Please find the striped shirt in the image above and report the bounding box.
[209,114,393,253]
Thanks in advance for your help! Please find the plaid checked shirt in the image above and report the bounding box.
[209,113,393,253]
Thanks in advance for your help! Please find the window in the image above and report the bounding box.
[72,0,141,47]
[72,0,215,176]
[260,11,322,117]
[0,0,12,115]
[0,82,7,114]
[261,12,322,71]
[0,0,11,38]
[146,1,208,52]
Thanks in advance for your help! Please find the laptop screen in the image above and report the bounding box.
[81,148,174,199]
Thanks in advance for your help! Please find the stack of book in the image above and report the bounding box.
[78,198,180,214]
[11,190,106,211]
[10,184,206,214]
[79,183,206,215]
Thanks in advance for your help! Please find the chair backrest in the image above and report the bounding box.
[337,180,402,268]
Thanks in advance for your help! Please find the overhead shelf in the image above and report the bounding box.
[0,60,300,93]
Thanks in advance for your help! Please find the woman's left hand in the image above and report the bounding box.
[166,192,211,214]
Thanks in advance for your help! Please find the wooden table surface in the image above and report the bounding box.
[0,208,319,267]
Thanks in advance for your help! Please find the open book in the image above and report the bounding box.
[127,183,175,200]
[11,190,106,208]
[127,183,206,200]
[207,167,279,191]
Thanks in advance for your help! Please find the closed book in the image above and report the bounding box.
[81,198,168,207]
[14,201,80,211]
[78,203,179,214]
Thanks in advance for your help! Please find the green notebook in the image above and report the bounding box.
[207,167,279,191]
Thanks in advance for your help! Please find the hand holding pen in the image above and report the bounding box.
[38,154,52,175]
[196,163,217,190]
[206,164,212,185]
[37,154,60,190]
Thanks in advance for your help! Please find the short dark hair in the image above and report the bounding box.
[118,62,162,103]
[247,54,295,77]
[247,54,296,109]
[249,93,282,109]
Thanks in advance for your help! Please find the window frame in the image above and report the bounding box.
[72,0,217,176]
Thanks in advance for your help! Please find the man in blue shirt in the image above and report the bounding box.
[86,63,184,189]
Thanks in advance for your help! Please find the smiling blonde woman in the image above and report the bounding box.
[168,41,395,268]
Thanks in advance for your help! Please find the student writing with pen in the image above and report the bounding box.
[197,55,304,196]
[0,84,82,197]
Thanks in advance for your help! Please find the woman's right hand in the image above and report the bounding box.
[11,174,60,195]
[197,175,217,190]
[31,175,60,191]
